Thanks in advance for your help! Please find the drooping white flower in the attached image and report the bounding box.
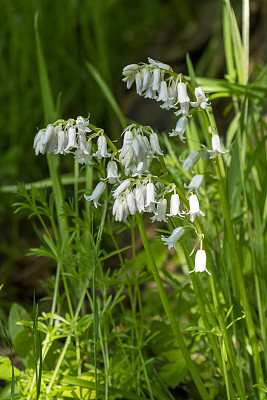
[122,64,139,89]
[106,161,121,183]
[75,116,91,134]
[142,69,153,92]
[46,127,58,154]
[65,127,78,153]
[184,174,203,193]
[135,70,143,95]
[190,87,210,109]
[113,179,132,199]
[33,125,55,155]
[77,133,92,155]
[188,194,205,222]
[123,64,139,72]
[174,102,190,117]
[161,227,185,250]
[144,86,157,99]
[150,132,163,156]
[145,182,156,208]
[177,82,190,104]
[151,198,167,222]
[42,124,54,147]
[169,116,188,142]
[207,135,228,159]
[148,57,172,71]
[181,151,200,171]
[74,132,92,164]
[167,194,184,217]
[126,190,137,215]
[55,129,68,154]
[119,127,155,177]
[152,68,161,91]
[113,195,129,221]
[189,249,211,275]
[94,136,111,159]
[74,148,93,164]
[134,183,146,212]
[157,81,168,102]
[84,181,106,208]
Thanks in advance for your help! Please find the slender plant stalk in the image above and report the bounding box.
[136,213,210,400]
[182,242,238,400]
[214,160,265,399]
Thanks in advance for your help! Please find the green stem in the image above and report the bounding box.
[46,154,69,245]
[182,242,237,400]
[208,269,247,400]
[136,213,210,400]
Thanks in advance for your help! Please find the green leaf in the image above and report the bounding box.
[159,350,187,389]
[8,303,30,346]
[0,358,20,380]
[185,326,214,334]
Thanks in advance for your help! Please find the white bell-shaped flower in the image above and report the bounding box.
[145,182,156,208]
[188,194,205,222]
[161,227,185,250]
[126,190,137,215]
[84,181,106,208]
[55,129,68,154]
[75,116,91,134]
[169,116,188,142]
[135,70,143,95]
[112,179,132,199]
[177,82,190,103]
[181,151,200,171]
[134,183,146,212]
[148,58,172,71]
[207,135,229,159]
[151,198,167,222]
[42,124,54,147]
[65,127,78,153]
[190,87,210,109]
[184,175,203,193]
[152,68,161,91]
[114,195,129,222]
[94,136,111,159]
[157,81,168,102]
[167,194,184,217]
[106,161,121,184]
[150,132,163,156]
[189,250,211,275]
[175,102,190,117]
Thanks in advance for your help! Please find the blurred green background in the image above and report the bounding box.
[0,0,266,315]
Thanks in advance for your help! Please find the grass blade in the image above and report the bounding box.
[86,61,127,129]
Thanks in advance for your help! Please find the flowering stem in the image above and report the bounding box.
[214,158,265,399]
[182,242,237,399]
[136,213,210,400]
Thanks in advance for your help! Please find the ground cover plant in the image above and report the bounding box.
[0,0,267,399]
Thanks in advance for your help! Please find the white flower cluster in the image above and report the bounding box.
[33,56,229,276]
[118,125,163,176]
[33,116,115,165]
[33,116,93,164]
[123,58,210,142]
